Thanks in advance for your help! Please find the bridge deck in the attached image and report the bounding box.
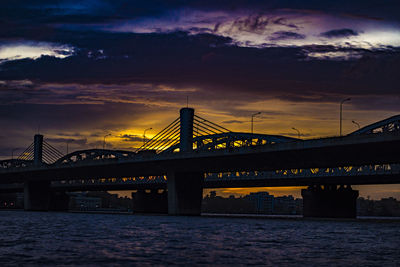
[1,131,399,184]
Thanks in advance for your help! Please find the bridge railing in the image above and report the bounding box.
[0,159,34,169]
[205,164,399,181]
[49,163,400,188]
[53,175,167,187]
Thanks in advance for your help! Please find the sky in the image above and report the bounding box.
[1,0,400,199]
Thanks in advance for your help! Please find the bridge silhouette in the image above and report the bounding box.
[1,108,399,217]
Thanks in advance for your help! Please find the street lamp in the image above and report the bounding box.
[251,112,261,134]
[143,128,152,145]
[103,134,111,149]
[11,148,19,160]
[352,120,360,130]
[66,139,74,154]
[340,98,351,136]
[292,127,301,139]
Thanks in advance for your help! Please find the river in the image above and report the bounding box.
[0,211,399,266]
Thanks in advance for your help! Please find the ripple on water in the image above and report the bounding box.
[0,211,400,265]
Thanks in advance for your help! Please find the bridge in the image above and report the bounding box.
[1,108,399,217]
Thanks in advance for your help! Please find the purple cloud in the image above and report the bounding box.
[270,31,305,40]
[320,28,358,38]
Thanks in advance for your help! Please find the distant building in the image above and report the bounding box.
[357,197,400,216]
[69,192,102,210]
[203,191,304,215]
[274,195,297,215]
[245,192,274,214]
[202,191,254,214]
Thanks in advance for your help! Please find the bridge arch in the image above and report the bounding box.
[54,149,137,165]
[349,114,400,135]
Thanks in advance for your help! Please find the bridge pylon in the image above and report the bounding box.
[167,108,204,215]
[179,108,194,152]
[24,134,68,211]
[33,134,43,166]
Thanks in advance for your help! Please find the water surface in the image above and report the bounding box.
[0,211,399,266]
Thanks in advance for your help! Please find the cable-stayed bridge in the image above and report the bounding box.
[0,108,399,217]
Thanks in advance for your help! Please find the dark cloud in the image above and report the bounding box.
[278,132,313,138]
[231,15,270,34]
[120,134,142,142]
[270,31,305,40]
[3,0,400,21]
[56,132,86,137]
[275,94,339,103]
[1,0,398,47]
[320,28,359,38]
[1,30,399,99]
[46,137,88,146]
[273,18,298,29]
[221,120,245,124]
[0,102,151,132]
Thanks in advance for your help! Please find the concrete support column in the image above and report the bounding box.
[301,185,359,218]
[179,108,194,152]
[131,189,168,214]
[24,181,51,211]
[49,192,70,211]
[167,172,204,215]
[24,135,50,211]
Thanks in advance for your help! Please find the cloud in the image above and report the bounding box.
[45,137,88,146]
[270,31,305,40]
[306,51,362,60]
[120,134,143,142]
[320,28,359,38]
[221,120,245,124]
[1,31,399,102]
[0,42,75,63]
[2,1,400,50]
[231,14,270,34]
[273,17,298,29]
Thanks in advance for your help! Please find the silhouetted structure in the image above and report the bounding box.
[202,191,303,215]
[302,185,358,218]
[0,109,399,218]
[202,192,255,214]
[246,192,274,214]
[0,193,23,209]
[132,189,167,213]
[357,197,400,216]
[69,192,102,210]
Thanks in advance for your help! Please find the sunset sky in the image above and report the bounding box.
[1,0,400,199]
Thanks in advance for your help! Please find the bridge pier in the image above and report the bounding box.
[49,192,70,211]
[301,185,359,218]
[132,189,168,214]
[167,172,204,215]
[24,181,51,211]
